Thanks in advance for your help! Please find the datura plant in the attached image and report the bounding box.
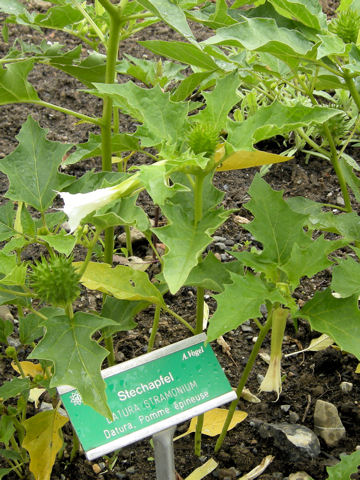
[0,0,360,478]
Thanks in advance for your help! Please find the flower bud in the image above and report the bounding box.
[259,307,289,400]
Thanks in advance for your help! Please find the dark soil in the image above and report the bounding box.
[0,2,359,480]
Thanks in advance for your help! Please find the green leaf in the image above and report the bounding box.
[92,83,188,147]
[0,202,15,241]
[188,0,238,29]
[202,17,314,68]
[29,312,117,418]
[0,378,30,401]
[280,237,343,289]
[139,40,219,70]
[299,288,360,360]
[0,416,15,445]
[0,0,27,15]
[0,60,39,104]
[77,262,165,305]
[268,0,327,30]
[33,4,83,29]
[171,71,213,102]
[226,103,340,150]
[331,257,360,298]
[0,317,13,343]
[0,117,74,212]
[326,450,360,480]
[242,174,309,267]
[184,252,232,292]
[155,203,230,293]
[0,469,13,479]
[38,231,76,256]
[51,52,107,87]
[136,0,196,43]
[316,34,346,59]
[101,295,146,336]
[207,272,284,341]
[89,195,149,232]
[19,307,63,345]
[192,71,240,130]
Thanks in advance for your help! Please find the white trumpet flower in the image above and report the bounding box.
[259,307,289,400]
[59,174,142,232]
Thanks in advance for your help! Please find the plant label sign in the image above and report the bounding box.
[58,333,236,460]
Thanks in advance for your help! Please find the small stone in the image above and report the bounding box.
[281,404,291,413]
[314,400,346,446]
[92,464,102,474]
[215,467,238,479]
[213,236,227,242]
[118,228,145,245]
[214,242,226,251]
[336,195,345,206]
[258,422,320,461]
[7,337,21,348]
[289,411,300,424]
[126,466,136,474]
[115,474,127,479]
[241,324,254,333]
[257,373,265,385]
[288,472,313,480]
[340,381,353,393]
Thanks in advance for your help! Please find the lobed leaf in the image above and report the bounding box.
[299,289,360,360]
[331,257,360,298]
[29,312,117,417]
[0,117,74,212]
[326,450,360,480]
[0,60,39,105]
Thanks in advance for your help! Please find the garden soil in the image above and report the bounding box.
[0,2,359,479]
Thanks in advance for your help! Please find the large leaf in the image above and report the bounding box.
[202,17,314,68]
[0,61,39,105]
[139,40,219,70]
[92,83,188,147]
[226,102,340,151]
[299,288,360,360]
[240,174,309,267]
[29,312,117,417]
[155,204,231,293]
[0,202,15,241]
[184,252,232,292]
[136,0,196,43]
[0,117,73,212]
[0,0,26,15]
[268,0,327,30]
[23,409,68,480]
[216,150,291,170]
[32,4,83,29]
[77,262,164,305]
[101,295,147,336]
[19,307,63,345]
[51,52,107,87]
[192,71,240,130]
[207,272,284,341]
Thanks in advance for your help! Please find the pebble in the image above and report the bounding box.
[213,236,227,242]
[289,411,300,424]
[281,404,291,413]
[118,228,145,245]
[0,305,14,322]
[213,467,238,479]
[115,474,127,479]
[314,399,346,446]
[258,422,320,460]
[257,373,265,385]
[214,242,226,251]
[241,324,254,333]
[126,466,136,474]
[340,381,353,393]
[7,336,21,348]
[92,464,102,474]
[288,472,313,480]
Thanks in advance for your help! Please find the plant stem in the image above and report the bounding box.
[147,305,161,352]
[323,124,352,212]
[195,287,204,335]
[33,100,101,125]
[194,174,205,226]
[163,306,196,334]
[77,230,100,278]
[343,72,360,112]
[214,312,273,452]
[70,428,80,461]
[125,225,133,256]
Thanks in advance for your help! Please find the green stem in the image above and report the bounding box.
[125,225,133,256]
[70,428,80,461]
[105,335,116,366]
[343,72,360,112]
[214,311,273,452]
[73,0,106,44]
[195,287,204,335]
[77,230,101,278]
[0,287,31,297]
[194,174,205,226]
[147,305,161,352]
[323,124,352,212]
[194,414,204,457]
[33,100,101,125]
[163,306,196,334]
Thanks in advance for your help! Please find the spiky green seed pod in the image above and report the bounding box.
[29,255,81,307]
[187,123,219,158]
[318,113,350,142]
[329,10,360,44]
